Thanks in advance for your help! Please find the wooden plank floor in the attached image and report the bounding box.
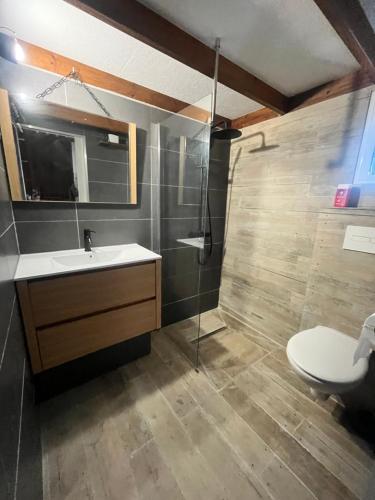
[41,311,374,500]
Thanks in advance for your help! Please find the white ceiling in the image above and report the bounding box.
[0,0,360,119]
[139,0,360,96]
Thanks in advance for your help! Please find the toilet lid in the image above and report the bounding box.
[287,326,368,384]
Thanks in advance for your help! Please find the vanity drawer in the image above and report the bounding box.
[29,262,156,327]
[37,299,156,370]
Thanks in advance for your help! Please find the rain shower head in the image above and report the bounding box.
[211,119,242,141]
[211,127,242,141]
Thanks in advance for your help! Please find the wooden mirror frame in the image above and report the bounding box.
[0,87,137,204]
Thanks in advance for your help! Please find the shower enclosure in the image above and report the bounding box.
[152,90,232,366]
[150,95,212,366]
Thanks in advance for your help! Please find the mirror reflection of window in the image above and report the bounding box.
[3,93,137,204]
[17,125,88,201]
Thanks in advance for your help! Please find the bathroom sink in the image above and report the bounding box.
[14,244,161,281]
[53,249,122,267]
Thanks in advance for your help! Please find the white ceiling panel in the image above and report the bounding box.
[0,0,262,119]
[139,0,360,96]
[0,0,361,120]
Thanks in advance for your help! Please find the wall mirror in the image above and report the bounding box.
[0,88,137,204]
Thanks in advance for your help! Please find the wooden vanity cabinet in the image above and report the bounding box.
[17,260,161,374]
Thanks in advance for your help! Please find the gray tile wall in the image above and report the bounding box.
[0,140,42,500]
[160,137,230,325]
[2,61,230,326]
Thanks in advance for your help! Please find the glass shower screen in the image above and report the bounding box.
[152,94,213,367]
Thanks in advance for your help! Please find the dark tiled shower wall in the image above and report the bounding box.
[161,139,230,325]
[0,144,42,500]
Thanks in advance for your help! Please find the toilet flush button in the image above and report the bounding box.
[343,226,375,254]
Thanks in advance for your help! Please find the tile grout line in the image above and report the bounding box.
[163,352,281,498]
[161,241,223,252]
[88,180,129,186]
[163,288,220,307]
[10,204,20,255]
[219,306,286,350]
[16,218,152,223]
[0,221,14,240]
[225,370,354,498]
[255,352,346,418]
[216,384,320,500]
[158,332,320,500]
[13,358,26,500]
[160,242,224,252]
[0,295,16,372]
[136,364,242,497]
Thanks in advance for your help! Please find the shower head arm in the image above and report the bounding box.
[211,119,228,130]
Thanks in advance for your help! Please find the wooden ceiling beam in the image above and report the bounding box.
[231,69,372,129]
[18,38,223,123]
[65,0,288,114]
[288,69,372,111]
[230,108,279,130]
[313,0,375,82]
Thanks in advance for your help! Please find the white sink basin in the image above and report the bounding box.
[14,244,161,281]
[53,249,122,267]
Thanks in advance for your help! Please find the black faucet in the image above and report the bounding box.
[83,229,96,252]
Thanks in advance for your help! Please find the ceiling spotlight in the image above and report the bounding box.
[14,39,24,62]
[0,27,24,64]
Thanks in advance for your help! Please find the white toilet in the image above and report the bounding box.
[287,326,369,400]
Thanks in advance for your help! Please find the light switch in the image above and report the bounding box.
[343,226,375,254]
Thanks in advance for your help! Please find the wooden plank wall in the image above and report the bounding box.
[220,85,375,346]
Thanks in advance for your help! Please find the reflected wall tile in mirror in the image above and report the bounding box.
[77,219,151,249]
[85,130,129,164]
[16,221,79,254]
[88,182,129,203]
[87,159,128,184]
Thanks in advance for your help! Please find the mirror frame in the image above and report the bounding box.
[0,87,137,204]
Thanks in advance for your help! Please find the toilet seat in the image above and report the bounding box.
[287,326,368,384]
